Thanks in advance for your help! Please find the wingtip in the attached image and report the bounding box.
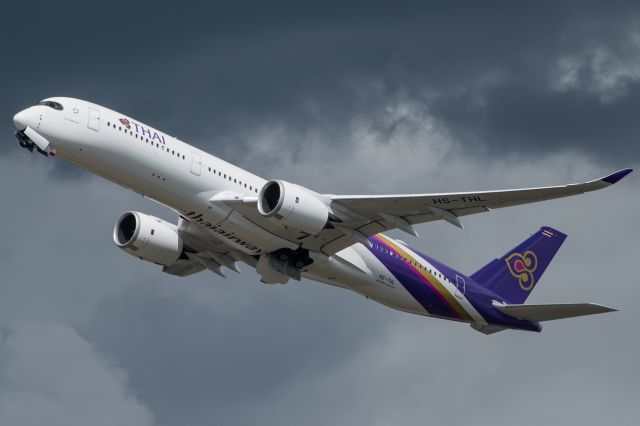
[590,303,618,314]
[601,168,633,185]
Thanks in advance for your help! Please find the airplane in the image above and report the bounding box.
[12,97,633,334]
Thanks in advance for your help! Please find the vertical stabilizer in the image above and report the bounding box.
[471,227,567,304]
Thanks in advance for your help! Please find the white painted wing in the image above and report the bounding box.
[317,169,632,255]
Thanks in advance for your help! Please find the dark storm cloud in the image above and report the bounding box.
[83,278,393,426]
[3,1,640,166]
[1,3,639,426]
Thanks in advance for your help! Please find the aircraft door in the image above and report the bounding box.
[190,152,202,176]
[87,107,100,131]
[455,275,466,299]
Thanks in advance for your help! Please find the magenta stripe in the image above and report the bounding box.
[373,235,463,319]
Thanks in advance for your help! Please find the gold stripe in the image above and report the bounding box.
[377,234,473,321]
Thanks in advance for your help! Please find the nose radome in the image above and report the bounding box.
[13,110,29,130]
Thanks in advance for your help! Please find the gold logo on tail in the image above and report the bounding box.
[505,251,538,291]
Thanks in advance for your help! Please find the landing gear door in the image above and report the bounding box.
[190,152,202,176]
[87,107,100,131]
[455,275,466,299]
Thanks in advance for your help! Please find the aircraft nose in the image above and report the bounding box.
[13,109,30,130]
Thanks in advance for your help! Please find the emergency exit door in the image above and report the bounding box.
[87,107,100,131]
[190,152,202,176]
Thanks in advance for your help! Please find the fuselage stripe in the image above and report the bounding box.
[373,234,473,321]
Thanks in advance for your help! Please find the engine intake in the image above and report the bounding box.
[257,180,330,235]
[113,211,183,266]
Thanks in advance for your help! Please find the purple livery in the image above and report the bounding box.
[367,226,605,334]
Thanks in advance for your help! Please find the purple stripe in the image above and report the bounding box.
[369,235,464,320]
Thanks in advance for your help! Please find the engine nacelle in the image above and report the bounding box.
[257,180,330,235]
[113,211,183,266]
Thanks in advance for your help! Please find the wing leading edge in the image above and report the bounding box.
[319,169,632,254]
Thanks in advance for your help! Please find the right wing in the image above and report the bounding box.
[191,169,632,259]
[317,169,632,254]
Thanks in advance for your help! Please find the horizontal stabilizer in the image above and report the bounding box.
[493,301,617,322]
[470,323,508,335]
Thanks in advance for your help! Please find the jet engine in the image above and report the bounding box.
[113,211,183,266]
[257,180,330,234]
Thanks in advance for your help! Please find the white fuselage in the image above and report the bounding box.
[15,97,627,333]
[12,97,458,318]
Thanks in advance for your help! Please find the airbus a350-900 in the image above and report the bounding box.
[13,97,633,334]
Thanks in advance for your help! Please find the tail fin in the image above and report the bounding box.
[471,227,567,304]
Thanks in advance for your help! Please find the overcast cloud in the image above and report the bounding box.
[1,1,639,425]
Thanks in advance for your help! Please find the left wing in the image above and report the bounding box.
[163,216,256,277]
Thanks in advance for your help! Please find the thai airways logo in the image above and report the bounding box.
[118,117,166,145]
[505,251,538,291]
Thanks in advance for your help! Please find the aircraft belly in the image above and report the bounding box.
[304,245,427,315]
[368,235,486,324]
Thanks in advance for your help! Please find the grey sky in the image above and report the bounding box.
[1,2,638,425]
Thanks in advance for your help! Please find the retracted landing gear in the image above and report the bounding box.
[16,130,34,152]
[15,130,50,157]
[257,247,314,283]
[268,247,313,281]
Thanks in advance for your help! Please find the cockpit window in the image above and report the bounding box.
[38,100,64,111]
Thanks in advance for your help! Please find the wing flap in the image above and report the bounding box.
[162,259,206,277]
[493,302,617,322]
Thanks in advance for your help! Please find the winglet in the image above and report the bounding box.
[601,168,633,185]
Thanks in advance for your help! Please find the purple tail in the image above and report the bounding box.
[471,227,567,304]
